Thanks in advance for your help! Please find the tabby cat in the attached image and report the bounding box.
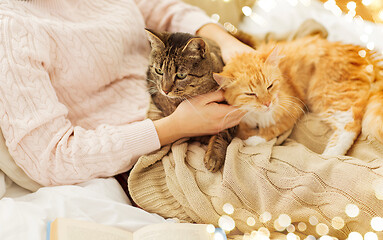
[146,29,236,172]
[214,35,383,156]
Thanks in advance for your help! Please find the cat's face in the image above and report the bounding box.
[214,51,282,113]
[146,29,217,99]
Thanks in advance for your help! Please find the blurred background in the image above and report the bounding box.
[182,0,383,27]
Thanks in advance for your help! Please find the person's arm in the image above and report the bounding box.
[0,19,160,186]
[134,0,213,34]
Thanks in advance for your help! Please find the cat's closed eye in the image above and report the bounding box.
[176,73,187,79]
[155,68,163,75]
[245,92,257,97]
[267,84,273,90]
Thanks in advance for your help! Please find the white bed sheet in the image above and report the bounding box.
[0,173,166,240]
[1,1,383,240]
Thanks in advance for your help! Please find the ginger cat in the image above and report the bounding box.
[214,35,383,156]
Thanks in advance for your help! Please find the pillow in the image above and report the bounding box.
[0,130,42,192]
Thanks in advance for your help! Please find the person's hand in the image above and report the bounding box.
[196,23,255,64]
[153,91,245,146]
[219,37,255,64]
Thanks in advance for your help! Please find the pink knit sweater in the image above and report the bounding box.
[0,0,211,186]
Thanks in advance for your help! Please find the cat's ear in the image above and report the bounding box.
[213,73,233,89]
[265,46,284,67]
[145,28,165,50]
[182,38,208,58]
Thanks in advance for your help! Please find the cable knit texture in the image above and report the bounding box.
[128,22,383,239]
[0,0,212,186]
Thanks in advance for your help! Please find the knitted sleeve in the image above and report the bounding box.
[134,0,213,34]
[0,17,160,186]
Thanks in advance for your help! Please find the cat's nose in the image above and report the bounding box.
[264,101,271,107]
[163,90,169,95]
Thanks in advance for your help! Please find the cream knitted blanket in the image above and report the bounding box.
[128,21,383,239]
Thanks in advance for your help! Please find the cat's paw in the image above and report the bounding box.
[244,136,266,146]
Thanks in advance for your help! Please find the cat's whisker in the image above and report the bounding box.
[280,96,309,112]
[221,108,243,125]
[147,79,157,84]
[182,98,209,121]
[278,97,307,115]
[278,105,300,121]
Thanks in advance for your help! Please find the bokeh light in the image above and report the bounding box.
[273,219,286,232]
[286,232,299,240]
[316,223,329,236]
[319,236,333,240]
[304,236,316,240]
[206,224,216,233]
[347,1,356,10]
[286,224,295,233]
[358,50,367,57]
[309,216,319,226]
[367,42,375,50]
[218,215,235,231]
[258,227,271,238]
[370,217,383,231]
[364,232,378,240]
[247,217,256,226]
[259,212,272,223]
[298,222,307,232]
[242,6,253,16]
[348,232,363,240]
[211,13,220,23]
[345,204,360,218]
[278,214,292,228]
[223,203,234,215]
[331,216,345,230]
